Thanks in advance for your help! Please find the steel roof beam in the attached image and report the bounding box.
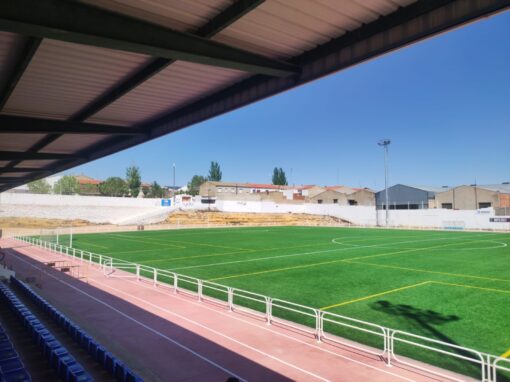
[0,177,32,183]
[0,168,49,173]
[0,152,80,161]
[0,0,297,77]
[0,115,146,135]
[0,36,41,110]
[70,0,265,121]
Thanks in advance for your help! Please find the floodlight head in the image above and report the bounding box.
[378,139,391,147]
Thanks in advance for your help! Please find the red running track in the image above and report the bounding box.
[0,238,474,382]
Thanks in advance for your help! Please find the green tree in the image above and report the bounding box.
[126,166,141,197]
[208,161,222,181]
[272,167,288,186]
[53,176,80,195]
[148,181,164,198]
[188,175,207,196]
[99,177,127,197]
[142,185,150,197]
[27,179,51,194]
[78,183,99,195]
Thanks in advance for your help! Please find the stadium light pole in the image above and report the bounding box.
[172,163,176,207]
[378,139,391,226]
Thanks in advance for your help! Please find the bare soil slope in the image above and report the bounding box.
[165,210,348,226]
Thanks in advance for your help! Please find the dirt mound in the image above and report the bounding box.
[0,217,93,229]
[164,210,348,226]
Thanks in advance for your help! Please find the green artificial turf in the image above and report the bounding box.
[47,226,510,379]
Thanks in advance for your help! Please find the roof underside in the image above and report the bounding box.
[0,0,509,191]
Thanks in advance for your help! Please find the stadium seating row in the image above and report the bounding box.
[0,282,92,382]
[10,277,142,382]
[0,322,31,382]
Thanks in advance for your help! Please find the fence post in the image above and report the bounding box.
[73,248,76,259]
[265,297,272,325]
[386,329,393,367]
[153,269,158,286]
[315,310,322,343]
[228,288,234,312]
[198,280,203,302]
[99,255,102,269]
[136,265,140,281]
[173,274,178,293]
[80,250,83,263]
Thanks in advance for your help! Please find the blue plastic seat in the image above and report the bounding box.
[1,368,32,382]
[0,348,18,362]
[0,358,24,374]
[57,354,77,377]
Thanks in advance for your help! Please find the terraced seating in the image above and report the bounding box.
[10,277,142,382]
[0,322,31,382]
[0,283,92,382]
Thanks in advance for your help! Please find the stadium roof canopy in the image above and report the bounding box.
[0,0,508,191]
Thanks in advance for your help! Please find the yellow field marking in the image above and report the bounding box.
[431,281,510,295]
[140,236,461,268]
[321,280,510,312]
[344,260,510,284]
[103,234,186,249]
[210,238,487,282]
[343,238,498,262]
[320,281,432,310]
[501,349,510,358]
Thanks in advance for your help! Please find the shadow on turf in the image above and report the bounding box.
[371,301,510,382]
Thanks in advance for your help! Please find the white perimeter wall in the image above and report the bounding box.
[379,208,510,231]
[0,192,162,207]
[1,192,508,230]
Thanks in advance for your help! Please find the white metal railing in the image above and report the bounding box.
[491,357,510,382]
[14,235,510,382]
[321,310,388,359]
[390,330,487,381]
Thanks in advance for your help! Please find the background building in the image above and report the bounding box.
[375,184,450,210]
[434,183,510,210]
[308,190,348,205]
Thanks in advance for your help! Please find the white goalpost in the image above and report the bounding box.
[39,227,73,247]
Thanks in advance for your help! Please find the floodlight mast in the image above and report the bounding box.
[378,139,391,226]
[172,163,176,207]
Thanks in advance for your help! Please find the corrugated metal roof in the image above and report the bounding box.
[88,61,248,126]
[212,0,416,59]
[2,39,150,121]
[0,32,25,91]
[81,0,233,32]
[406,185,452,193]
[477,184,510,193]
[0,0,506,191]
[39,134,111,154]
[0,134,48,151]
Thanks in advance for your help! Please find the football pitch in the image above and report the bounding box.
[54,226,510,377]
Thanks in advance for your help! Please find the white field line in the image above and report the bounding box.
[146,229,271,236]
[170,234,497,271]
[10,250,329,382]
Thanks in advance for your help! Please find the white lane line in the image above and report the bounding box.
[90,278,330,382]
[12,242,416,381]
[118,276,417,382]
[7,251,248,382]
[170,234,493,271]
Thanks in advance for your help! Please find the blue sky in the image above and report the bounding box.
[68,11,510,190]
